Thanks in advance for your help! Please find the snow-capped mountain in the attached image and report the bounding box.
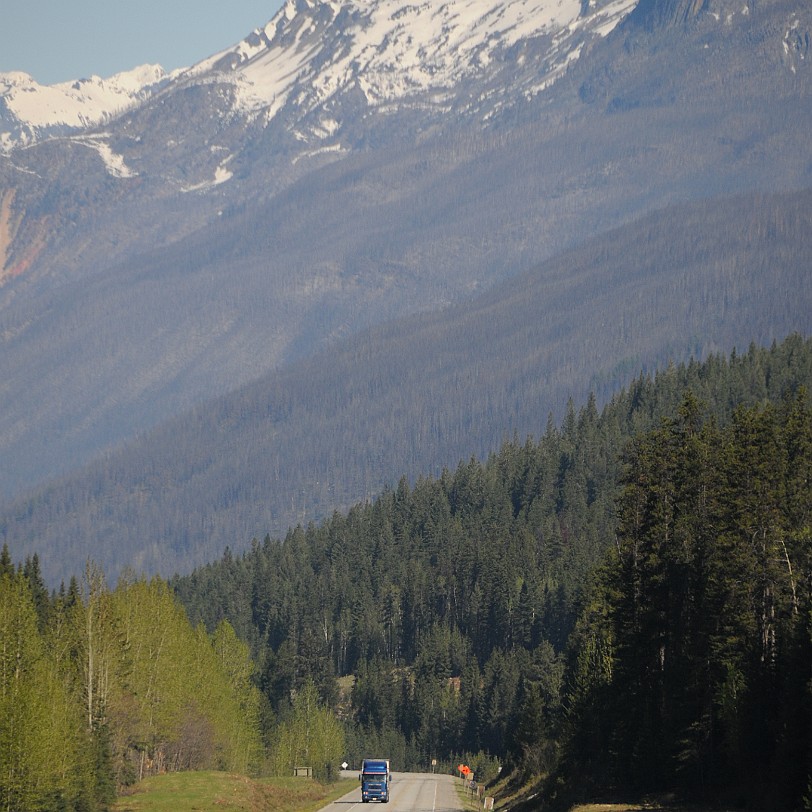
[1,0,636,158]
[197,0,637,120]
[0,65,172,153]
[0,0,810,568]
[0,0,651,295]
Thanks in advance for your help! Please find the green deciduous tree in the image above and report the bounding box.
[211,619,264,775]
[268,679,344,780]
[0,570,94,811]
[110,576,263,781]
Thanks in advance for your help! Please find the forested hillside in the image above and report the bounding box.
[5,189,812,586]
[2,0,810,510]
[169,334,812,808]
[2,335,810,810]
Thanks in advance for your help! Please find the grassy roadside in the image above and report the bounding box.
[569,806,736,812]
[463,773,736,812]
[112,772,355,812]
[454,776,484,810]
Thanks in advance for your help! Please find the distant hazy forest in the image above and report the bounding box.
[4,189,811,584]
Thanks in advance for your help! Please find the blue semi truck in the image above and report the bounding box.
[360,758,390,803]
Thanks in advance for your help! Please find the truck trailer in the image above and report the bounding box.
[360,759,390,803]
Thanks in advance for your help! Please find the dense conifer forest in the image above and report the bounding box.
[2,334,810,810]
[172,334,812,808]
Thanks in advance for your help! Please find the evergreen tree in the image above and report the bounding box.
[561,393,812,808]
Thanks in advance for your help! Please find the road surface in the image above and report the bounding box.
[317,772,467,812]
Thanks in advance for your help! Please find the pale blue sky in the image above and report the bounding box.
[1,1,286,85]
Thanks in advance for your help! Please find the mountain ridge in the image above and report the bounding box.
[0,65,173,153]
[1,0,636,156]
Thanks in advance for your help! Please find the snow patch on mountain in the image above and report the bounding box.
[292,142,348,164]
[180,155,235,192]
[69,134,137,178]
[783,14,809,73]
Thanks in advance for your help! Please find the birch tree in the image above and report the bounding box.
[269,679,344,780]
[0,571,90,811]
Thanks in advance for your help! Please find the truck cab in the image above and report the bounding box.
[360,759,390,803]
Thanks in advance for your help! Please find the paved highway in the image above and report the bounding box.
[317,772,466,812]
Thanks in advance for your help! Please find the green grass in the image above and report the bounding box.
[570,806,736,812]
[112,772,354,812]
[478,771,736,812]
[454,776,482,810]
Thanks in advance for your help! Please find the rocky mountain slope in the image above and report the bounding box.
[2,0,636,152]
[0,0,647,497]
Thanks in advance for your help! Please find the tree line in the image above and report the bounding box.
[171,335,812,807]
[0,555,344,810]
